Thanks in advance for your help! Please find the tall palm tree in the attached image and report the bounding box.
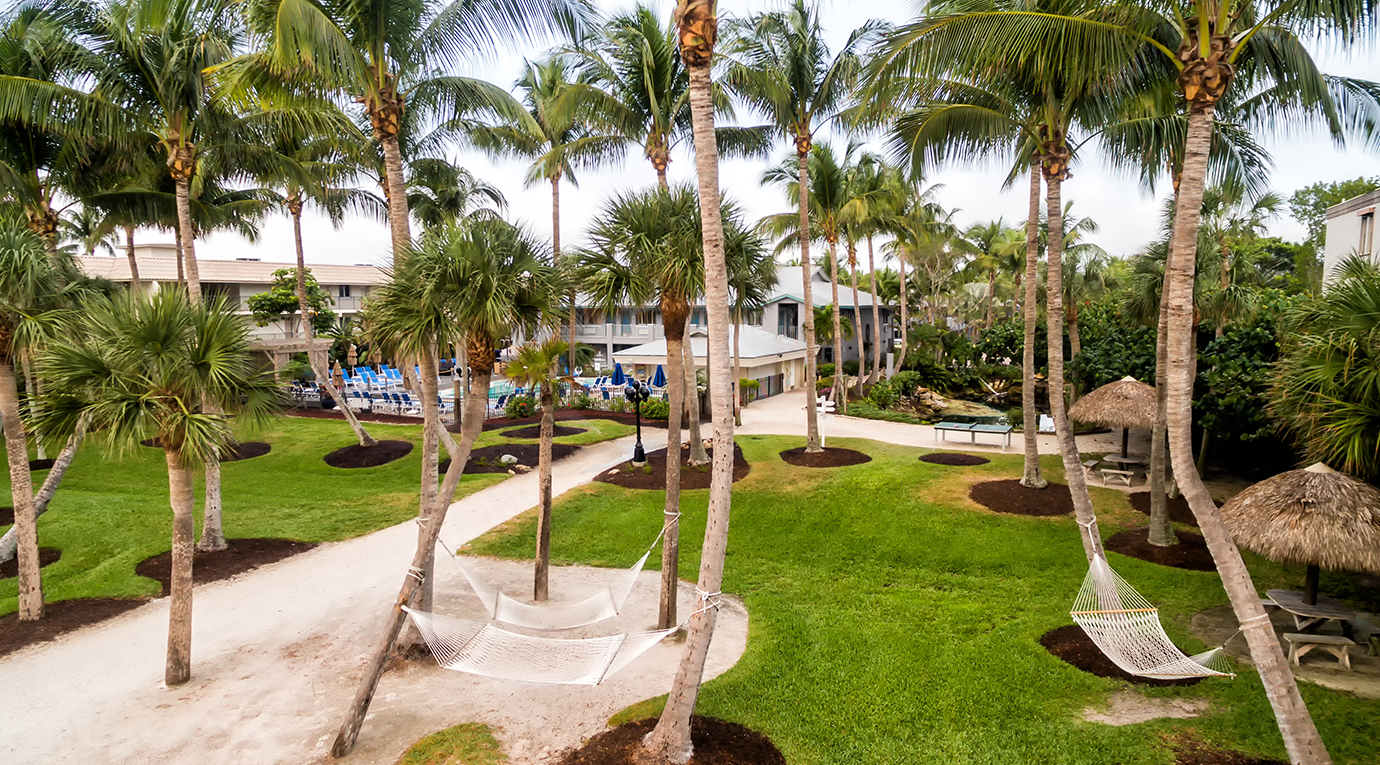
[502,337,574,601]
[36,289,280,685]
[240,0,590,264]
[578,185,705,630]
[1057,209,1110,362]
[405,159,506,230]
[726,225,776,425]
[333,218,562,755]
[839,156,896,384]
[59,207,117,257]
[721,1,880,451]
[640,1,733,759]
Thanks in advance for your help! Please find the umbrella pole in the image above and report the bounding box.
[1304,564,1320,606]
[1121,429,1130,458]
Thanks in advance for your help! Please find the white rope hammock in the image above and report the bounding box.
[452,551,649,631]
[1072,555,1234,680]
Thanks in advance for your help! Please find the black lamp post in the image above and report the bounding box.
[625,377,651,465]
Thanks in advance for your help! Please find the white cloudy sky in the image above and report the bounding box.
[190,0,1380,268]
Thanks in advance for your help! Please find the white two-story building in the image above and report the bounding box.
[1323,188,1379,279]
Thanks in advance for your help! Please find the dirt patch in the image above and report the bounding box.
[0,547,60,580]
[139,437,162,448]
[501,424,589,439]
[970,480,1074,517]
[920,452,990,466]
[28,458,54,471]
[0,506,11,527]
[439,442,583,475]
[135,538,317,597]
[554,716,786,765]
[323,439,413,468]
[1169,736,1287,765]
[596,443,750,490]
[1105,528,1217,572]
[1084,689,1209,725]
[1040,624,1203,687]
[1129,492,1213,527]
[221,442,272,462]
[778,446,871,468]
[0,598,146,658]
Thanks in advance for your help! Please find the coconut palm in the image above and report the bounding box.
[35,289,281,685]
[838,156,898,383]
[502,337,574,601]
[720,0,881,451]
[577,185,704,630]
[333,217,563,755]
[59,207,117,257]
[726,226,776,425]
[1058,210,1110,361]
[405,159,506,230]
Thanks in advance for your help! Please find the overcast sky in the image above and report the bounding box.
[189,0,1380,269]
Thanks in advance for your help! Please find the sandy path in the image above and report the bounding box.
[0,430,749,765]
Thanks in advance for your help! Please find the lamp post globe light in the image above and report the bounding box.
[626,378,652,466]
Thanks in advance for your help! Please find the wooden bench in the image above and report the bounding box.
[1100,468,1135,487]
[1283,633,1355,670]
[1082,459,1100,480]
[1346,616,1380,656]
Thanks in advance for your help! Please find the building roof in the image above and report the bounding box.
[767,265,885,308]
[1325,188,1380,218]
[613,325,807,363]
[77,252,387,286]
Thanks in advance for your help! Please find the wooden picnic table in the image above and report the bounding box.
[1267,589,1358,636]
[1103,454,1148,467]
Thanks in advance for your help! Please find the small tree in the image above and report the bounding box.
[247,268,336,335]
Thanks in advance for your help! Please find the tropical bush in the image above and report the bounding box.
[607,397,629,414]
[890,370,923,396]
[569,392,592,410]
[846,400,926,425]
[504,395,536,419]
[1196,319,1280,445]
[816,363,835,379]
[842,360,859,376]
[639,398,670,420]
[1005,407,1024,429]
[867,381,896,409]
[1069,298,1156,392]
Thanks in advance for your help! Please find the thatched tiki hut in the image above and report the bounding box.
[1220,463,1380,605]
[1067,376,1157,457]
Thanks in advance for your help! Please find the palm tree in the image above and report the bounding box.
[405,159,506,230]
[1057,210,1110,362]
[639,1,733,758]
[961,219,1017,333]
[333,217,562,755]
[839,156,895,384]
[721,0,880,451]
[726,225,776,425]
[812,305,855,348]
[59,207,117,257]
[240,0,590,263]
[36,289,280,685]
[578,185,705,630]
[502,337,573,601]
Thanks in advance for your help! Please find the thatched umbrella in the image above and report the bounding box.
[347,344,358,367]
[1067,376,1157,457]
[1221,463,1380,605]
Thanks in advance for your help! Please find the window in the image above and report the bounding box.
[338,284,351,298]
[1361,211,1375,256]
[777,304,798,339]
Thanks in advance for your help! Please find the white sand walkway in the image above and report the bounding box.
[0,429,749,765]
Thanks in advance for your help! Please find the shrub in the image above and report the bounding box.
[1005,407,1024,429]
[639,398,670,420]
[815,378,833,392]
[867,381,896,410]
[608,397,629,414]
[569,392,592,411]
[847,400,926,425]
[505,395,536,419]
[842,360,859,376]
[816,363,835,379]
[890,370,922,396]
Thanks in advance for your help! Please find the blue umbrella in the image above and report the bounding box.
[611,362,626,386]
[651,364,666,387]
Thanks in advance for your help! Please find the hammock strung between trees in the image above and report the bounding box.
[452,551,650,632]
[1072,555,1234,680]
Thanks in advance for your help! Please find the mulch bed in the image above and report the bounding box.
[28,458,54,471]
[135,538,317,597]
[501,424,588,439]
[554,716,786,765]
[0,598,147,658]
[140,437,162,448]
[0,506,11,526]
[920,452,991,466]
[292,407,668,431]
[595,443,750,490]
[969,480,1074,517]
[323,439,413,468]
[221,442,272,462]
[1130,492,1212,528]
[438,443,583,475]
[778,446,872,468]
[1104,528,1217,572]
[1170,737,1286,765]
[0,547,61,580]
[1040,625,1203,687]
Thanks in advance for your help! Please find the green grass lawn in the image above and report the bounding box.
[467,435,1380,765]
[0,416,633,618]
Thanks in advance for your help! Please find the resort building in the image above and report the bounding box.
[612,326,810,400]
[1323,188,1380,279]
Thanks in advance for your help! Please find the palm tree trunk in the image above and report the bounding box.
[379,134,412,265]
[1149,260,1176,546]
[554,178,578,383]
[164,449,195,685]
[899,254,909,366]
[984,268,997,330]
[827,238,844,411]
[0,357,42,620]
[849,248,863,398]
[797,150,822,452]
[685,318,709,466]
[1165,102,1331,765]
[659,307,687,630]
[400,344,443,652]
[331,354,492,757]
[20,350,45,461]
[867,236,882,383]
[1020,164,1046,489]
[174,225,185,286]
[125,226,141,294]
[0,415,87,563]
[733,312,742,426]
[174,176,201,303]
[1066,301,1083,406]
[642,32,734,761]
[1043,171,1102,561]
[197,457,226,552]
[533,382,554,601]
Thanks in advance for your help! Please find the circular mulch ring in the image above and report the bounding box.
[1170,738,1286,765]
[778,446,871,468]
[1129,492,1214,528]
[221,442,272,463]
[0,597,147,659]
[439,442,583,475]
[135,538,317,597]
[970,480,1074,517]
[0,506,11,527]
[323,440,413,469]
[140,437,162,448]
[1104,528,1217,572]
[554,715,786,765]
[1040,625,1203,687]
[595,443,750,490]
[0,547,61,580]
[501,424,589,439]
[920,452,991,466]
[28,458,54,471]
